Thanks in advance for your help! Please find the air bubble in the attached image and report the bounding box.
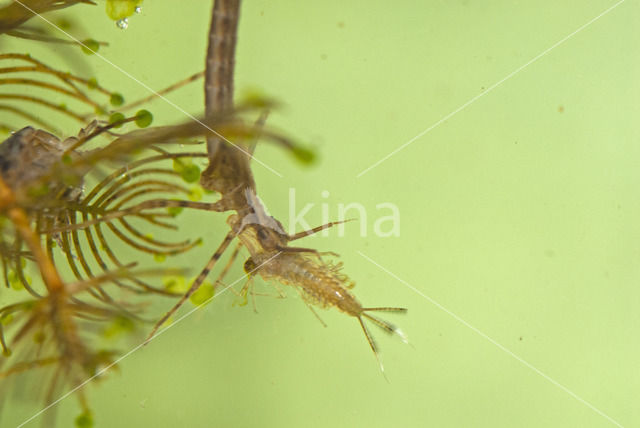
[116,18,129,29]
[135,6,142,13]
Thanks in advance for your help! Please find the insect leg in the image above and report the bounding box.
[275,245,337,258]
[214,241,243,289]
[250,283,258,313]
[275,245,339,265]
[146,230,235,342]
[295,287,327,328]
[270,282,286,299]
[232,276,253,307]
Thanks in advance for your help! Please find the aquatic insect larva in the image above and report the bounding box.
[230,211,408,371]
[244,251,408,370]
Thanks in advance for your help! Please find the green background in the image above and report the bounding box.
[2,0,639,427]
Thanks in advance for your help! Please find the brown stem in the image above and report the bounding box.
[204,0,239,119]
[202,0,256,206]
[0,176,64,293]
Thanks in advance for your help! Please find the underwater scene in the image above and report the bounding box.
[0,1,638,427]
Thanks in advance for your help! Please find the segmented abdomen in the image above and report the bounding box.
[256,253,361,315]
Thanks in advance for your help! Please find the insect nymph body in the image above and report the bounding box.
[228,210,408,370]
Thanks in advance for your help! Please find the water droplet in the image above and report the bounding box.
[116,18,129,30]
[135,6,142,14]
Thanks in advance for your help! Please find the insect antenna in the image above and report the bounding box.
[288,218,356,241]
